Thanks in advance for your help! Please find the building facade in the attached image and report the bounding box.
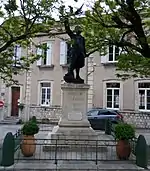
[92,45,150,112]
[0,34,88,121]
[0,37,149,121]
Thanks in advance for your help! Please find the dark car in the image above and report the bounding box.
[86,108,123,130]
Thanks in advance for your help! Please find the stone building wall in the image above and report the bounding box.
[28,106,62,122]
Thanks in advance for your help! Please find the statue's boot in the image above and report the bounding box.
[64,72,75,83]
[75,76,84,84]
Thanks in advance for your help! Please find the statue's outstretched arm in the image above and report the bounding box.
[64,17,74,38]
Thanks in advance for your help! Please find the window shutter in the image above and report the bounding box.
[13,45,21,67]
[17,45,21,67]
[60,41,67,65]
[37,47,42,66]
[101,47,108,64]
[16,45,21,59]
[46,41,52,65]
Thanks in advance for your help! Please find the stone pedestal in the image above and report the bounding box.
[44,83,97,147]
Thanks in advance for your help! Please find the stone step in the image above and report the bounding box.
[0,162,146,171]
[43,144,108,152]
[37,119,59,125]
[0,118,20,124]
[5,116,19,119]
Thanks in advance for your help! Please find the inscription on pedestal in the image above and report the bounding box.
[68,91,85,112]
[68,112,82,121]
[66,91,85,121]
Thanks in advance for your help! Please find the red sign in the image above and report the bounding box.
[0,101,4,108]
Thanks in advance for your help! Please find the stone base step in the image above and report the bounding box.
[0,119,20,124]
[43,144,108,152]
[0,116,20,124]
[0,162,145,171]
[37,119,59,124]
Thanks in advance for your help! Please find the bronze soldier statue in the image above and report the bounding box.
[63,17,86,84]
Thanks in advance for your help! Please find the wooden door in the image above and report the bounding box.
[11,87,20,116]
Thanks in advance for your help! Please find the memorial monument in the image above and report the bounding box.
[44,15,97,148]
[63,17,86,84]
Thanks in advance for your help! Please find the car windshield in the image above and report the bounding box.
[108,110,118,115]
[87,109,117,115]
[87,110,99,115]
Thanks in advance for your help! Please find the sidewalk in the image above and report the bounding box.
[1,130,145,171]
[0,125,150,170]
[0,161,147,170]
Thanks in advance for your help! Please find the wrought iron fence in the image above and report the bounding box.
[14,138,136,165]
[14,130,22,152]
[130,138,137,156]
[0,132,148,170]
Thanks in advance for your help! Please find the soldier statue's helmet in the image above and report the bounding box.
[74,26,82,34]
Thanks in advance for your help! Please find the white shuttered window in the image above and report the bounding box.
[101,45,120,64]
[60,41,68,65]
[36,41,53,66]
[13,45,22,67]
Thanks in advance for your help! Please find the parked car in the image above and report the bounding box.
[86,108,123,130]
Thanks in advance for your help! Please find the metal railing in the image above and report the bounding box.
[14,138,135,165]
[14,130,22,152]
[0,131,148,169]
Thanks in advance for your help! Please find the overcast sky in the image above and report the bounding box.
[63,0,92,8]
[63,0,86,7]
[53,0,92,19]
[0,0,93,23]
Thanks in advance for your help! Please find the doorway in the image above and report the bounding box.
[11,87,20,116]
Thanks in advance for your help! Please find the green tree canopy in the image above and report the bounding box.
[1,0,150,83]
[81,0,150,79]
[0,0,59,84]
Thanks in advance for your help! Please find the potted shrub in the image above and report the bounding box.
[29,116,37,123]
[21,121,39,157]
[115,123,135,160]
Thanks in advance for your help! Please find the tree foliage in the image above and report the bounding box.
[1,0,150,83]
[0,0,58,84]
[82,0,150,79]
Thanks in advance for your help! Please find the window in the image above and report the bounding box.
[138,83,150,111]
[40,82,51,106]
[42,43,47,65]
[106,82,120,109]
[101,45,120,64]
[13,45,22,67]
[37,41,52,66]
[60,41,70,65]
[108,45,119,62]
